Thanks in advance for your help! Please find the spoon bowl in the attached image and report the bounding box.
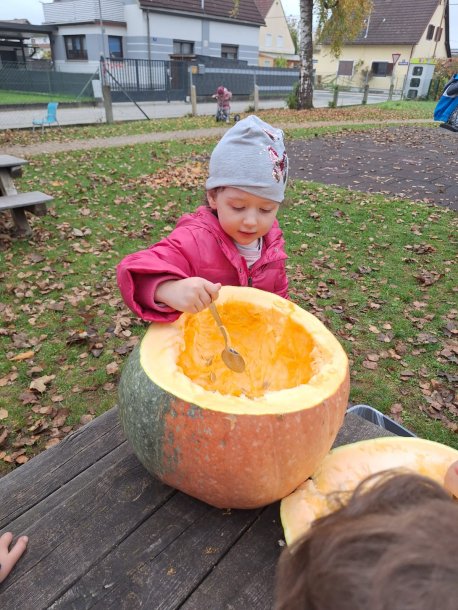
[208,302,246,373]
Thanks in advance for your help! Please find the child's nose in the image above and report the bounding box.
[242,210,257,228]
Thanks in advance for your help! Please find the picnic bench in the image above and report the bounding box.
[0,408,393,609]
[0,155,53,236]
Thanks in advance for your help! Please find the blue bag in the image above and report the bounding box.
[434,74,458,122]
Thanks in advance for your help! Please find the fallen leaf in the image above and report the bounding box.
[106,362,119,375]
[0,409,8,420]
[10,350,35,361]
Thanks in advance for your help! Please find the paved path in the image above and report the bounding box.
[0,90,401,130]
[1,118,434,157]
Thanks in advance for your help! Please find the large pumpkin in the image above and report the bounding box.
[118,286,350,509]
[281,436,458,544]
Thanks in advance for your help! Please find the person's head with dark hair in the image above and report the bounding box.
[274,471,458,610]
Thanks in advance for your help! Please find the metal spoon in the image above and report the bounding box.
[208,302,246,373]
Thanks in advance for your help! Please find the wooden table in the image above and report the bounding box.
[0,155,53,236]
[0,409,393,609]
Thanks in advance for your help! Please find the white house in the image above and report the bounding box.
[42,0,265,73]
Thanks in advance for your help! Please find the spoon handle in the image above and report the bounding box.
[208,302,230,347]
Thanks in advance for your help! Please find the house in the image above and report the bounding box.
[42,0,265,74]
[255,0,298,67]
[313,0,451,97]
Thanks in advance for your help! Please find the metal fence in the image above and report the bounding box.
[101,58,189,102]
[0,61,98,99]
[101,57,300,102]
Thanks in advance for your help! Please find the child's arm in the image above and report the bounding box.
[156,278,221,313]
[0,532,28,584]
[117,227,220,321]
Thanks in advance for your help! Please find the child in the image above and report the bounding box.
[274,468,458,610]
[213,85,232,122]
[117,115,289,322]
[0,532,28,584]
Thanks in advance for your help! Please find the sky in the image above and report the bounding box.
[1,0,456,46]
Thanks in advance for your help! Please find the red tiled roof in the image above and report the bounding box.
[139,0,264,25]
[350,0,442,45]
[254,0,274,20]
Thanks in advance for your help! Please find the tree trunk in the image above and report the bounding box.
[298,0,314,109]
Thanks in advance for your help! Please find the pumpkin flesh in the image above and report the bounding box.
[280,436,458,545]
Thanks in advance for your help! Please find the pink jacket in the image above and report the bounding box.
[117,206,288,322]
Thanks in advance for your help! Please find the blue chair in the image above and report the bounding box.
[32,102,59,133]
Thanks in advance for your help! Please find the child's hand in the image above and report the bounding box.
[0,532,28,583]
[155,278,221,313]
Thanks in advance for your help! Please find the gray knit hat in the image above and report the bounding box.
[205,115,288,203]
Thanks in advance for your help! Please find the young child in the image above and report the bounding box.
[274,468,458,610]
[213,85,232,122]
[117,115,289,322]
[0,532,28,584]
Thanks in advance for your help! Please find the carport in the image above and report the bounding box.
[0,20,57,65]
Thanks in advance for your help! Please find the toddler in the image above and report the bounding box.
[274,467,458,610]
[117,115,289,322]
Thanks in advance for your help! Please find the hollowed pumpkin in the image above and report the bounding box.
[118,286,349,509]
[280,436,458,544]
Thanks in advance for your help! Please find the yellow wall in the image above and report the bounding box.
[313,3,448,89]
[258,0,296,66]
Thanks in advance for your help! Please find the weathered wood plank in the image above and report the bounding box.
[0,407,126,526]
[0,191,53,210]
[50,496,262,609]
[0,446,176,609]
[181,502,282,610]
[0,155,28,168]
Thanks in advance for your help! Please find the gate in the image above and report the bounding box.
[101,58,189,102]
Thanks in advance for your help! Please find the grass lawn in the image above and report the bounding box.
[0,105,456,474]
[0,89,95,106]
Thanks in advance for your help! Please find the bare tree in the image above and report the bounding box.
[296,0,373,109]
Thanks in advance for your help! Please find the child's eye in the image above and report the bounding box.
[231,206,245,211]
[260,208,274,214]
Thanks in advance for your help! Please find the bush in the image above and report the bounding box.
[286,81,300,110]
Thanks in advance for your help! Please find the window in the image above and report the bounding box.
[371,61,393,77]
[276,35,283,48]
[434,27,443,41]
[173,40,194,56]
[426,24,435,40]
[410,78,421,87]
[221,44,238,59]
[337,60,354,77]
[265,33,272,47]
[108,36,123,59]
[64,35,87,60]
[412,66,423,76]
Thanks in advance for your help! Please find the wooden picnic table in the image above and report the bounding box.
[0,154,53,236]
[0,408,393,609]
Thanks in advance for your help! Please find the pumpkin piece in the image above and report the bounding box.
[118,286,350,509]
[280,436,458,545]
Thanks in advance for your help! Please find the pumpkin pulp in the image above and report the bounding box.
[177,301,315,399]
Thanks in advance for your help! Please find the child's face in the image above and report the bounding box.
[207,187,279,245]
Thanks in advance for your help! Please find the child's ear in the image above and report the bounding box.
[207,189,218,209]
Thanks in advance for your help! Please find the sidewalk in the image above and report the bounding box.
[0,90,401,130]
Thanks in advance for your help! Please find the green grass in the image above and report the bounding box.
[0,108,455,473]
[0,89,94,105]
